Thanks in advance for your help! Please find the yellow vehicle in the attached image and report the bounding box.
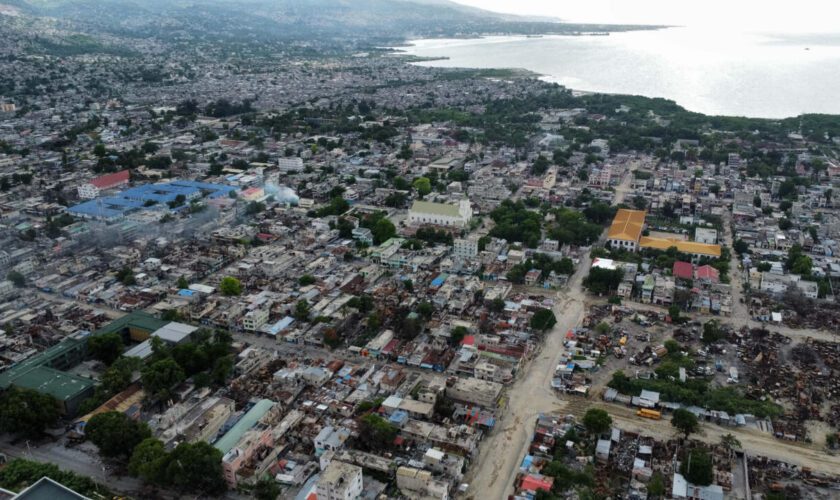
[637,409,661,420]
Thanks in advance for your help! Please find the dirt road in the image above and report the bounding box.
[465,172,634,499]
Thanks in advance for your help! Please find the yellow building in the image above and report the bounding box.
[607,208,721,260]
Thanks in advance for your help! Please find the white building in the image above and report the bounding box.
[277,157,304,173]
[317,460,363,500]
[694,227,718,244]
[453,237,478,260]
[243,308,269,331]
[408,199,472,228]
[0,280,14,300]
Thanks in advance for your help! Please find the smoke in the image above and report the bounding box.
[264,181,299,206]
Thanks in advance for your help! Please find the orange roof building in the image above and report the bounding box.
[607,209,647,251]
[607,208,722,260]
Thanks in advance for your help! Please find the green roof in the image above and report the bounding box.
[15,477,91,500]
[410,200,461,218]
[10,366,94,401]
[93,311,167,336]
[0,335,87,388]
[214,399,274,454]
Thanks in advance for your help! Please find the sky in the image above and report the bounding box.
[450,0,840,32]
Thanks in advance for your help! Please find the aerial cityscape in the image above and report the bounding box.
[0,0,839,499]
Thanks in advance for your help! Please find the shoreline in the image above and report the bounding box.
[386,31,838,120]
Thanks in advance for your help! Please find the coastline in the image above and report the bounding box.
[387,29,840,119]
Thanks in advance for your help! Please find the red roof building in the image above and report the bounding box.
[672,261,694,280]
[520,474,554,493]
[695,265,720,283]
[90,169,130,189]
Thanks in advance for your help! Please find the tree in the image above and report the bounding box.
[86,411,151,458]
[254,476,281,500]
[298,274,316,286]
[530,308,557,332]
[648,471,665,498]
[720,433,741,453]
[294,300,311,321]
[164,441,226,494]
[87,333,124,366]
[680,448,713,486]
[0,459,110,498]
[450,326,468,345]
[129,438,168,483]
[582,409,612,437]
[671,408,699,439]
[176,275,189,289]
[219,276,242,296]
[6,270,24,287]
[372,218,396,245]
[141,358,185,401]
[668,305,681,322]
[413,177,432,198]
[0,387,60,437]
[701,320,724,344]
[632,195,648,210]
[357,414,397,452]
[93,143,107,158]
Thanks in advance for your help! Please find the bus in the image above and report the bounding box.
[637,409,661,420]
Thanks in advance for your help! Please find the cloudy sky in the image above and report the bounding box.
[451,0,839,32]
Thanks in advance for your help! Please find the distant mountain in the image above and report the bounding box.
[10,0,647,43]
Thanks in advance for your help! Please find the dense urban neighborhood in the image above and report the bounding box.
[1,1,840,500]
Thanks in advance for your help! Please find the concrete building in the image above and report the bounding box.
[242,308,269,332]
[445,377,503,409]
[77,170,130,199]
[607,209,646,251]
[408,200,472,228]
[396,466,450,500]
[453,237,478,260]
[694,227,718,244]
[607,209,722,260]
[277,157,304,172]
[317,460,364,500]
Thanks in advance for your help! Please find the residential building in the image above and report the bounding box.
[243,308,269,331]
[453,237,478,260]
[277,157,304,172]
[317,460,364,500]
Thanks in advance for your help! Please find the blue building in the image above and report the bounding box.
[68,180,237,221]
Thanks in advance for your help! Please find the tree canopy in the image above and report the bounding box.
[86,411,151,458]
[0,387,59,438]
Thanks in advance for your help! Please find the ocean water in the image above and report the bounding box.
[398,27,840,118]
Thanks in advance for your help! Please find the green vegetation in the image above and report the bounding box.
[357,414,398,452]
[680,448,713,486]
[671,408,699,438]
[582,408,612,436]
[129,439,226,495]
[219,276,242,296]
[0,387,59,438]
[488,200,542,247]
[87,332,124,365]
[86,411,151,458]
[608,370,781,418]
[0,459,111,497]
[583,267,624,294]
[530,308,557,332]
